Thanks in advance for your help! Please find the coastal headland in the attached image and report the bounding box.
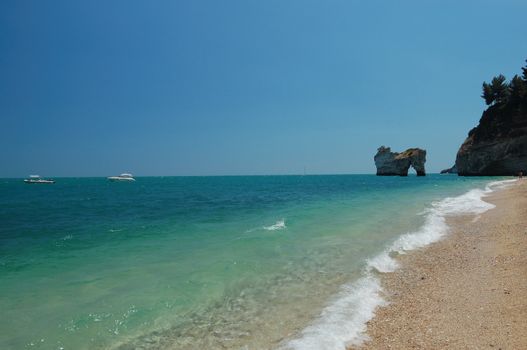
[349,179,527,349]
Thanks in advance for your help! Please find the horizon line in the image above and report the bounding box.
[1,172,454,179]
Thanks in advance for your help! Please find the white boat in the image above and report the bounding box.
[107,173,136,182]
[24,175,55,184]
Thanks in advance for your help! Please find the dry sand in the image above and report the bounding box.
[350,179,527,350]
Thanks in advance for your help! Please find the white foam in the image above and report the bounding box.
[366,251,399,273]
[241,219,287,237]
[281,274,385,350]
[263,219,286,231]
[281,178,515,350]
[366,214,449,274]
[486,178,517,190]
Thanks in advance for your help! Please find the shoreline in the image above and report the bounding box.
[349,179,527,349]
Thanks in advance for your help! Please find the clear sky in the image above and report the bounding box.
[1,0,526,177]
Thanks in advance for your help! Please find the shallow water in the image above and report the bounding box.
[0,175,505,350]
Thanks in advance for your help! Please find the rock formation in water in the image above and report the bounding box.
[440,164,457,174]
[455,60,527,176]
[374,146,427,176]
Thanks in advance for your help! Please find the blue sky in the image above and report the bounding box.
[1,0,526,177]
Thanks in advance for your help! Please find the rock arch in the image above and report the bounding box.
[374,146,427,176]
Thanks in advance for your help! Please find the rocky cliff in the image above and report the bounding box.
[374,146,426,176]
[440,164,457,174]
[455,60,527,176]
[455,105,527,176]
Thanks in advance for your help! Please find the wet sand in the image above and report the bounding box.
[350,179,527,350]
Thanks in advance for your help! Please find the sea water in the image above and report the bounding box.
[0,175,512,350]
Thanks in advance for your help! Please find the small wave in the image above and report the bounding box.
[55,234,74,247]
[241,219,287,237]
[282,178,516,349]
[485,178,517,191]
[263,219,286,231]
[281,274,385,350]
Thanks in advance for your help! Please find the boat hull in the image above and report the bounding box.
[107,177,135,182]
[24,179,55,184]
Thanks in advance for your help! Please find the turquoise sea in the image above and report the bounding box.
[0,175,510,350]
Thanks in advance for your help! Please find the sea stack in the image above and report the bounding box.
[374,146,427,176]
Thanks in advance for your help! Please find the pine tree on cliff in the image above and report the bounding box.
[482,75,509,106]
[482,81,494,105]
[521,60,527,108]
[509,75,526,106]
[481,60,527,108]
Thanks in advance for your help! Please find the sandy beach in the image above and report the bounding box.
[351,179,527,350]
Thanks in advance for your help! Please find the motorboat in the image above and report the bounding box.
[24,175,55,184]
[107,173,136,182]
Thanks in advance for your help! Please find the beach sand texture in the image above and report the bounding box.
[351,179,527,350]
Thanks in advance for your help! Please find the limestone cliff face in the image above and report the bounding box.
[374,146,426,176]
[455,105,527,176]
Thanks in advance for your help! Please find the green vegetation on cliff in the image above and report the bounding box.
[481,60,527,108]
